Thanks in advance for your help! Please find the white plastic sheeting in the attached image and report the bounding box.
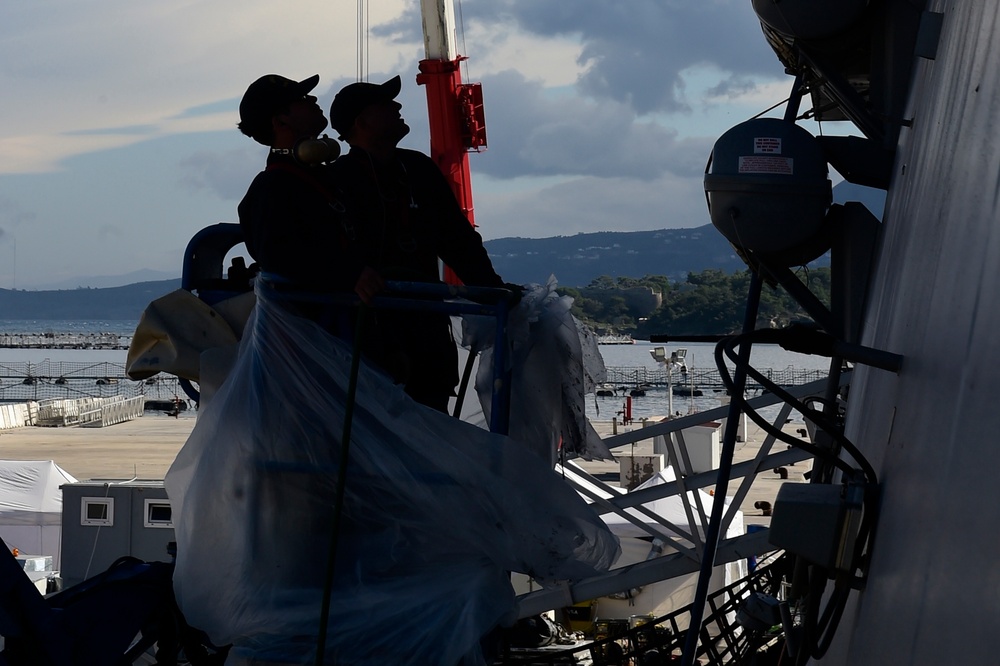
[165,278,619,665]
[464,276,613,465]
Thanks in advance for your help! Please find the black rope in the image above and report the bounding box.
[316,306,369,665]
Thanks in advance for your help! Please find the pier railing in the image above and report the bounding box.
[0,360,182,404]
[516,373,849,621]
[0,332,132,350]
[604,365,828,392]
[0,359,829,404]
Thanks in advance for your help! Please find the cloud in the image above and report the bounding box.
[178,148,264,201]
[0,1,386,166]
[0,197,36,228]
[97,224,124,240]
[475,171,712,240]
[475,70,715,181]
[65,125,160,137]
[460,0,778,114]
[172,98,241,120]
[0,0,794,287]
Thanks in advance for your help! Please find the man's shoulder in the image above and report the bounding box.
[330,148,364,165]
[395,149,447,187]
[240,163,339,213]
[251,161,340,190]
[239,169,268,203]
[245,164,297,188]
[395,148,435,167]
[327,150,366,178]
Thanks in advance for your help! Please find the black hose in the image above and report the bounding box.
[721,332,876,485]
[316,306,369,665]
[719,335,878,581]
[712,329,880,663]
[680,271,765,666]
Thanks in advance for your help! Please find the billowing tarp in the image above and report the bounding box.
[464,276,613,464]
[0,460,77,569]
[126,289,254,381]
[165,278,619,665]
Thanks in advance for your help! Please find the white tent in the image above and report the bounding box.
[0,460,77,570]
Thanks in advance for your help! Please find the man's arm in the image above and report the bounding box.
[403,151,504,288]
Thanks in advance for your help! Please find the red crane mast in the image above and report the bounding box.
[415,0,488,283]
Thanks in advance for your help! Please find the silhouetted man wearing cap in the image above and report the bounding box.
[329,75,506,412]
[237,73,374,293]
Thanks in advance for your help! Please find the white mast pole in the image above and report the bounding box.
[420,0,458,60]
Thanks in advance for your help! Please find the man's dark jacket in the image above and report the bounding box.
[238,147,503,409]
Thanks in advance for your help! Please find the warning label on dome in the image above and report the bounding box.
[754,137,782,154]
[738,155,794,175]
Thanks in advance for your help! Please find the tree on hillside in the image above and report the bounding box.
[588,276,618,290]
[638,274,671,296]
[557,286,601,328]
[640,267,832,337]
[559,267,832,337]
[604,295,633,329]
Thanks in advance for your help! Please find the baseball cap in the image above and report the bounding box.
[329,75,401,139]
[238,74,320,145]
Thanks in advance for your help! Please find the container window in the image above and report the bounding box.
[81,497,114,526]
[144,499,173,528]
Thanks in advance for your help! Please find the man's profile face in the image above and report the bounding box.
[279,94,328,139]
[357,98,410,145]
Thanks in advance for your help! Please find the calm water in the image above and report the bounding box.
[591,341,832,423]
[0,321,830,423]
[0,320,177,406]
[598,340,831,372]
[0,320,136,336]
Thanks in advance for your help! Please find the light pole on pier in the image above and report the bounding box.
[650,347,687,418]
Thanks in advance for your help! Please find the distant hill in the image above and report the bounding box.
[0,280,181,320]
[2,205,889,320]
[2,227,740,319]
[2,226,746,320]
[484,224,746,287]
[484,180,882,288]
[25,269,179,291]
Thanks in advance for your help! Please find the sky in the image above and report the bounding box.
[0,0,816,289]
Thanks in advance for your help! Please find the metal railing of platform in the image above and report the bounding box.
[515,372,850,620]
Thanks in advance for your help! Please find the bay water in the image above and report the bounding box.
[0,321,831,423]
[592,340,833,423]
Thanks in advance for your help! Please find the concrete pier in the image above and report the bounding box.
[0,413,194,480]
[0,412,804,530]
